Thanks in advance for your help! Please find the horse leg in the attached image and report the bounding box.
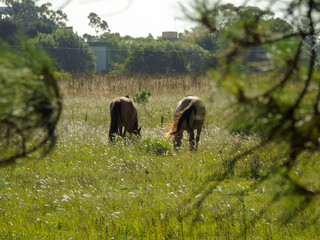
[109,124,119,143]
[124,124,135,144]
[109,131,116,143]
[188,130,195,151]
[195,125,203,151]
[123,124,133,141]
[122,127,128,145]
[173,131,183,150]
[118,125,123,137]
[127,125,134,142]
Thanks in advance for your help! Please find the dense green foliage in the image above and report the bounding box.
[0,18,18,44]
[97,32,212,74]
[30,30,96,74]
[96,33,130,72]
[1,0,67,38]
[0,40,61,164]
[87,3,305,75]
[133,91,151,104]
[124,43,188,74]
[1,0,96,73]
[2,1,313,75]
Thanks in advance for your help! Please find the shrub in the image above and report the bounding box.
[141,137,172,155]
[133,91,151,104]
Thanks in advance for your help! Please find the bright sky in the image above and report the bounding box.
[38,0,191,38]
[38,0,287,38]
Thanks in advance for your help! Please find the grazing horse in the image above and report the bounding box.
[166,96,206,151]
[109,96,141,143]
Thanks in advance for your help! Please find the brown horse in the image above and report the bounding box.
[166,96,206,151]
[109,96,141,143]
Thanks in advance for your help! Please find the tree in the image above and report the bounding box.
[98,32,130,73]
[183,44,211,73]
[125,42,191,75]
[0,18,18,44]
[124,46,145,73]
[2,0,68,37]
[82,33,94,42]
[88,12,109,36]
[184,0,320,220]
[123,39,171,75]
[143,44,169,74]
[169,50,188,73]
[122,37,213,74]
[31,29,96,74]
[185,4,294,67]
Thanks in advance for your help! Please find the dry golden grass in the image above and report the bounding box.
[58,73,213,97]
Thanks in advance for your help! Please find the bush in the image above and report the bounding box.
[141,137,172,155]
[133,91,151,104]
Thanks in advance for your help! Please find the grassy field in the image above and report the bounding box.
[0,74,319,239]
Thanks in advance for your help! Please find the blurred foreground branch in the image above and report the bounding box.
[185,0,320,204]
[0,40,62,165]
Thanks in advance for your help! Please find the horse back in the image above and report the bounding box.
[174,97,195,119]
[175,96,205,130]
[119,97,137,126]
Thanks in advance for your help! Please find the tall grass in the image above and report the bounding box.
[0,74,319,239]
[58,73,212,96]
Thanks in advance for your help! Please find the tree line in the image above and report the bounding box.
[2,0,315,75]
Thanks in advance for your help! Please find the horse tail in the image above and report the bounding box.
[109,100,121,142]
[166,101,195,137]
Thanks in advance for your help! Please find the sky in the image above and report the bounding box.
[38,0,195,38]
[37,0,287,38]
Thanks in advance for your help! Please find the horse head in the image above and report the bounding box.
[133,126,142,139]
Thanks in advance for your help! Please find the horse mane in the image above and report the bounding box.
[109,100,121,142]
[166,101,195,137]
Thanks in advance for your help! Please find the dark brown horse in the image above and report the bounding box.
[109,96,141,143]
[166,96,206,151]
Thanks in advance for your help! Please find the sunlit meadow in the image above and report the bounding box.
[0,74,319,239]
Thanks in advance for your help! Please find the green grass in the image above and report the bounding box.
[0,91,319,239]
